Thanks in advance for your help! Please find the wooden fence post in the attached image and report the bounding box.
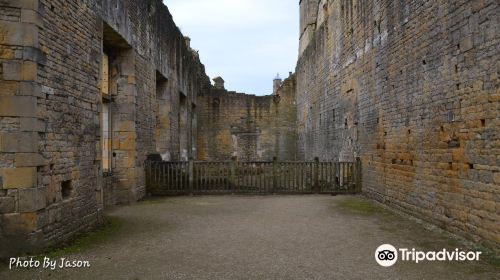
[355,157,362,193]
[314,157,319,193]
[230,156,237,192]
[188,158,194,195]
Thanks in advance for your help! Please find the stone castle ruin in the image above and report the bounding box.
[0,0,498,257]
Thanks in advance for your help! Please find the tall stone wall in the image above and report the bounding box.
[0,0,210,258]
[296,0,499,250]
[197,75,297,161]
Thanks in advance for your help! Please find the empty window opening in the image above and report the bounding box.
[61,180,72,199]
[178,92,188,161]
[101,52,112,172]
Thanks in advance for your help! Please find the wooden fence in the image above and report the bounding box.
[145,158,362,196]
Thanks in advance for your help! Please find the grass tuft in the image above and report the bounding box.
[336,196,388,215]
[36,216,123,260]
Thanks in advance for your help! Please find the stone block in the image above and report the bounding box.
[19,117,46,132]
[0,0,39,10]
[0,132,38,152]
[14,153,45,167]
[0,21,39,47]
[0,167,37,189]
[460,36,474,52]
[2,61,22,80]
[0,96,37,117]
[0,196,16,213]
[22,61,37,80]
[1,212,38,233]
[18,187,45,212]
[19,81,42,97]
[0,48,15,59]
[21,9,42,26]
[23,47,46,64]
[493,172,500,184]
[0,81,18,96]
[118,121,135,132]
[119,132,137,150]
[127,75,136,85]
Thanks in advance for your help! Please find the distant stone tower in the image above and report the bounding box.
[273,73,282,94]
[213,76,225,90]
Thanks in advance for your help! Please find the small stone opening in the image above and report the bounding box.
[61,180,72,200]
[481,119,485,127]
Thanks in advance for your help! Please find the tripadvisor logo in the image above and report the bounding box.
[375,244,398,267]
[375,244,482,267]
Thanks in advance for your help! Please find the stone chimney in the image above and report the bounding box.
[213,76,225,90]
[184,36,191,49]
[273,73,282,94]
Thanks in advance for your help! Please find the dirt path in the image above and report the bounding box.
[1,195,498,279]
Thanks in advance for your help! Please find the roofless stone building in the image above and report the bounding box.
[0,0,498,257]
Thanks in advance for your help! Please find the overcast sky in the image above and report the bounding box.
[164,0,299,95]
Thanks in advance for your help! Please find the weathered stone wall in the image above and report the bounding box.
[296,0,499,250]
[0,0,210,258]
[197,75,297,161]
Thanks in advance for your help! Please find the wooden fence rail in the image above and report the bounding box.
[145,158,362,196]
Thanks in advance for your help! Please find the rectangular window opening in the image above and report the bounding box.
[101,52,112,172]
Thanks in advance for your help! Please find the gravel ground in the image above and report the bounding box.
[1,195,498,279]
